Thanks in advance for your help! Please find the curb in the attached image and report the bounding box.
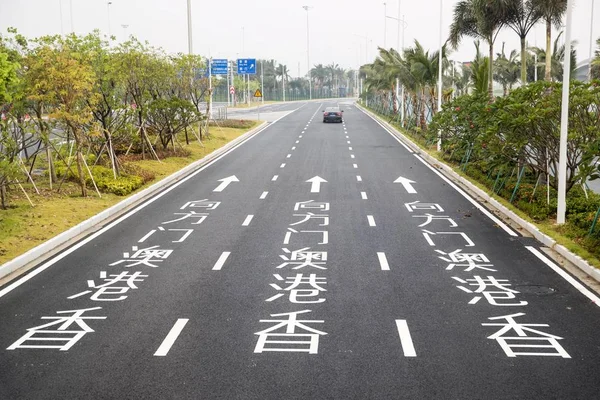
[357,103,600,284]
[0,121,269,282]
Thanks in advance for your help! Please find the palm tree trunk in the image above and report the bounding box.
[520,36,527,84]
[545,18,552,81]
[488,36,494,99]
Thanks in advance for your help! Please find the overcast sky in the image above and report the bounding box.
[1,0,598,76]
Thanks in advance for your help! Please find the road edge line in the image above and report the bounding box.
[356,102,600,285]
[0,120,270,284]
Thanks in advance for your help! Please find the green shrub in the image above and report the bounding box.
[209,119,255,129]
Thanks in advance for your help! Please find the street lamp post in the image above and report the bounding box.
[557,0,575,225]
[589,0,596,81]
[437,0,443,151]
[302,6,313,100]
[186,0,193,55]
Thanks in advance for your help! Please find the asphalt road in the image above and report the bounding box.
[1,100,600,399]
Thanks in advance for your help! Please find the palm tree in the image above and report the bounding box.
[503,0,541,84]
[449,0,511,98]
[494,43,520,96]
[470,41,490,97]
[311,64,327,89]
[531,0,567,81]
[529,31,577,82]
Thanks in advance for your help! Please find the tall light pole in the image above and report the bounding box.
[557,0,575,225]
[106,2,112,37]
[437,0,443,151]
[589,0,596,81]
[186,0,193,54]
[303,6,313,100]
[383,2,387,48]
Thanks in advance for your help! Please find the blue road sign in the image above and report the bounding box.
[237,58,256,74]
[210,59,229,75]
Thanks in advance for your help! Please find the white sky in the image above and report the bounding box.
[0,0,598,76]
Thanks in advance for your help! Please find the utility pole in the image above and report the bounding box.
[186,0,193,54]
[557,0,575,225]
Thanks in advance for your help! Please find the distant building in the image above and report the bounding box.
[574,59,592,82]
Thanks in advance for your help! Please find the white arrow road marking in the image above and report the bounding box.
[242,215,254,226]
[377,252,390,271]
[212,252,231,271]
[154,319,189,357]
[213,175,239,192]
[395,320,417,357]
[306,176,327,193]
[394,176,417,194]
[367,215,376,226]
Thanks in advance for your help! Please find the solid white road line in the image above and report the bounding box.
[242,215,254,226]
[361,192,368,200]
[377,252,390,271]
[212,252,231,271]
[395,320,417,357]
[367,215,376,226]
[526,246,600,307]
[413,154,518,237]
[357,176,362,182]
[260,191,268,199]
[272,175,278,181]
[154,319,189,357]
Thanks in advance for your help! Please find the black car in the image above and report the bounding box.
[322,107,343,123]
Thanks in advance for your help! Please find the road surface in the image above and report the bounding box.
[1,100,599,399]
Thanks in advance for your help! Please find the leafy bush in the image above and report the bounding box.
[95,174,144,196]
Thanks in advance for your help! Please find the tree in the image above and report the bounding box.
[470,41,490,97]
[503,0,541,84]
[592,38,600,80]
[531,0,567,81]
[449,0,511,98]
[494,43,520,96]
[529,31,577,82]
[29,39,99,197]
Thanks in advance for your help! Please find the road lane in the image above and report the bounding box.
[0,100,599,399]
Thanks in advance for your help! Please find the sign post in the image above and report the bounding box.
[254,88,263,120]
